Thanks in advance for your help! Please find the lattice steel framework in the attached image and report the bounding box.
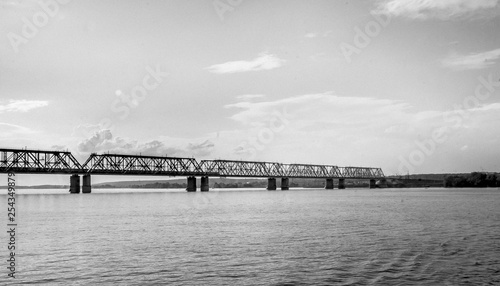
[0,148,385,179]
[286,164,342,178]
[339,167,385,178]
[200,160,384,179]
[0,148,82,174]
[199,160,287,177]
[81,153,211,176]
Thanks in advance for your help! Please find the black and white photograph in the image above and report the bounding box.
[1,0,500,285]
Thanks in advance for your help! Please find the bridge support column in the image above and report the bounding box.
[281,177,289,190]
[267,178,277,191]
[325,178,334,189]
[338,179,345,189]
[369,179,376,189]
[200,176,209,192]
[186,176,197,192]
[82,174,91,193]
[69,174,80,194]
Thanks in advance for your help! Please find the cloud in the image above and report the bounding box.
[0,100,48,113]
[0,0,40,9]
[77,129,113,153]
[76,129,215,158]
[441,48,500,70]
[72,123,103,138]
[304,31,332,38]
[0,122,36,137]
[305,32,319,38]
[221,92,500,173]
[205,53,285,74]
[236,94,266,100]
[470,102,500,112]
[51,145,67,150]
[187,140,215,157]
[22,92,500,175]
[374,0,499,20]
[225,92,411,128]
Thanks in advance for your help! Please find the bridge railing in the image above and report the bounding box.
[0,148,82,174]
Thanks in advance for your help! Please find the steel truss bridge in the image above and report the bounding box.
[0,148,385,193]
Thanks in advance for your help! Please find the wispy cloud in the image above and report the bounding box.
[205,53,285,74]
[0,100,48,113]
[0,122,33,133]
[305,32,319,38]
[236,94,266,100]
[0,122,37,138]
[441,48,500,70]
[224,92,411,128]
[373,0,499,20]
[304,31,332,38]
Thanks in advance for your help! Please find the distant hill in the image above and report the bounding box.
[93,178,270,189]
[93,179,187,187]
[93,177,374,189]
[5,173,498,189]
[387,173,467,181]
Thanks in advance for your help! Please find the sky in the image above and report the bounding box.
[1,0,500,185]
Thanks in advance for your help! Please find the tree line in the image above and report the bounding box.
[445,172,499,188]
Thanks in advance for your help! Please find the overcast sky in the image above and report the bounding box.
[1,0,500,184]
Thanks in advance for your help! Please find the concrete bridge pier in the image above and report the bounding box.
[281,177,289,190]
[200,176,209,192]
[325,178,334,189]
[82,174,91,193]
[267,178,277,191]
[369,179,376,189]
[69,174,80,193]
[186,176,197,192]
[338,179,346,189]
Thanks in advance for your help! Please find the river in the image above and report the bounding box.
[1,188,499,285]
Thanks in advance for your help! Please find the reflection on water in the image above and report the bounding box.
[1,188,499,285]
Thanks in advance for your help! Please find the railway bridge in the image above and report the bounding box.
[0,148,385,193]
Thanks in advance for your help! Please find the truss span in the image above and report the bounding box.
[199,160,384,179]
[81,153,213,176]
[199,160,287,178]
[0,148,385,179]
[0,148,82,174]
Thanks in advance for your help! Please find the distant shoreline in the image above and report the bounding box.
[2,172,497,189]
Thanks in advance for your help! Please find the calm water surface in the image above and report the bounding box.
[1,188,499,285]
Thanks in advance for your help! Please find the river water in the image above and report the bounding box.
[1,188,499,285]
